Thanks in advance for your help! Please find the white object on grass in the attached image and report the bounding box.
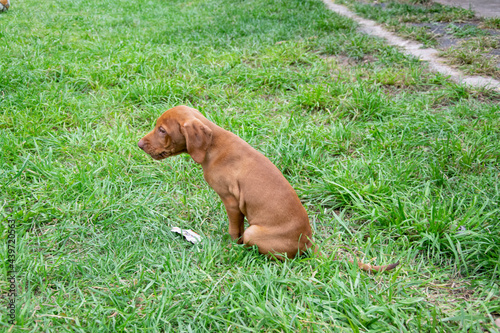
[171,227,202,244]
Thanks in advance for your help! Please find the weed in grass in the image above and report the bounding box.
[409,0,431,4]
[295,83,337,112]
[482,17,500,30]
[397,24,439,46]
[441,36,500,77]
[447,23,489,38]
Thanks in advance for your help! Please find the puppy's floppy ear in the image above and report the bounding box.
[180,118,213,163]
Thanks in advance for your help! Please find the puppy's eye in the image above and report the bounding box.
[158,127,167,134]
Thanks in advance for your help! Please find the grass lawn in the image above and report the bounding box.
[1,0,499,331]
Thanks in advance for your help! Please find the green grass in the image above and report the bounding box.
[1,0,500,331]
[483,17,500,29]
[440,36,500,76]
[447,24,489,38]
[336,0,475,28]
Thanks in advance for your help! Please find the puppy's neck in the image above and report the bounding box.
[198,123,241,168]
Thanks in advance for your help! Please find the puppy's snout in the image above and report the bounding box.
[138,138,146,150]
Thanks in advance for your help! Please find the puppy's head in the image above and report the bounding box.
[138,106,212,163]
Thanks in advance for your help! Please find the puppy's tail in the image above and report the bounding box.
[310,245,399,273]
[350,259,399,273]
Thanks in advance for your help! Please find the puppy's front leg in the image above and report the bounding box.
[222,198,245,244]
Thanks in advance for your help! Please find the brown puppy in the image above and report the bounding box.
[138,106,398,272]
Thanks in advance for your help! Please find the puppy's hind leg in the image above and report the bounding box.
[242,225,301,260]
